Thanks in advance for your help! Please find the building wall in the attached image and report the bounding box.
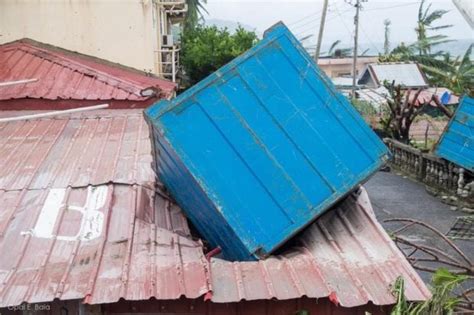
[317,57,378,78]
[1,298,392,315]
[0,0,158,73]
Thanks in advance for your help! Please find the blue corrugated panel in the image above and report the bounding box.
[435,96,474,172]
[145,22,390,261]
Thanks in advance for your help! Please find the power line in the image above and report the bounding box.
[363,2,421,11]
[287,10,323,27]
[359,23,382,55]
[290,2,351,33]
[293,7,353,38]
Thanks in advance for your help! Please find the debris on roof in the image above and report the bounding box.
[145,22,390,261]
[0,39,176,103]
[358,63,429,89]
[0,110,430,308]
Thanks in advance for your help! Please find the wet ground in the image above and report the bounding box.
[365,171,473,284]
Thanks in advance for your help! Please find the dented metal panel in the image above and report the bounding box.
[145,22,390,261]
[209,188,430,307]
[435,96,474,172]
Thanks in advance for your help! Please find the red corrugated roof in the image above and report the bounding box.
[0,110,210,307]
[0,39,176,101]
[210,189,430,307]
[0,110,430,308]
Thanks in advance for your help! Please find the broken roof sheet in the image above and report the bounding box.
[0,110,430,308]
[210,189,430,307]
[0,39,176,101]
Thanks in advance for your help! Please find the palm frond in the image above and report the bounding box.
[428,24,453,31]
[424,9,449,25]
[328,40,341,55]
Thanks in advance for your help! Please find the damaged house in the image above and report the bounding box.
[0,35,431,314]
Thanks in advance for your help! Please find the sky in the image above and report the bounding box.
[204,0,473,54]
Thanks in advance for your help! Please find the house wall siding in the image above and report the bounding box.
[0,0,158,73]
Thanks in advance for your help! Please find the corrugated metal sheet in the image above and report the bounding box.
[145,22,390,261]
[0,110,154,190]
[409,87,459,106]
[0,39,176,101]
[0,110,429,308]
[361,63,429,88]
[0,110,210,308]
[435,96,474,171]
[210,188,430,307]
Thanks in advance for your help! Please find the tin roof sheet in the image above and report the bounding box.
[366,63,429,88]
[0,110,210,307]
[0,39,176,101]
[0,110,430,308]
[210,188,430,307]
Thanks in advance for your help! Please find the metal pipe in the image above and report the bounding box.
[0,78,38,87]
[0,104,109,123]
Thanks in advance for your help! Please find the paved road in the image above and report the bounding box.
[365,171,473,283]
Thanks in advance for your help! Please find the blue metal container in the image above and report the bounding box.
[145,22,390,261]
[435,96,473,172]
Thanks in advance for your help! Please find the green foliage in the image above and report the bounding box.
[419,44,474,96]
[379,0,473,97]
[181,25,258,85]
[390,269,469,315]
[295,310,310,315]
[351,99,377,117]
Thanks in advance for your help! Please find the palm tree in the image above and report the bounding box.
[185,0,208,30]
[419,44,474,96]
[415,0,452,55]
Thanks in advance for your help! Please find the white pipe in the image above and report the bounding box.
[0,78,38,87]
[0,104,109,123]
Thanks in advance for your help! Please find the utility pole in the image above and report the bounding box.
[314,0,329,63]
[351,0,363,98]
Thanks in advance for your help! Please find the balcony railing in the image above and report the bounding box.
[385,138,473,201]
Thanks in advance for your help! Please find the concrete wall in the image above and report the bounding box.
[0,0,158,73]
[317,57,378,78]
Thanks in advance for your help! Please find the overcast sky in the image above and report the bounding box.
[204,0,473,52]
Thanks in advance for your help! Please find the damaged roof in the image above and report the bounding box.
[0,110,209,306]
[0,110,430,308]
[0,39,176,101]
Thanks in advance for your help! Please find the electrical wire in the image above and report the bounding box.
[363,2,421,11]
[293,6,353,38]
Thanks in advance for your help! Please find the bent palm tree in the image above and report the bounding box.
[420,44,474,96]
[416,0,452,55]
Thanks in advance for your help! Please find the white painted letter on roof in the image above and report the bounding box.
[22,186,107,241]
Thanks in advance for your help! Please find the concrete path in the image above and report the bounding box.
[365,171,473,283]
